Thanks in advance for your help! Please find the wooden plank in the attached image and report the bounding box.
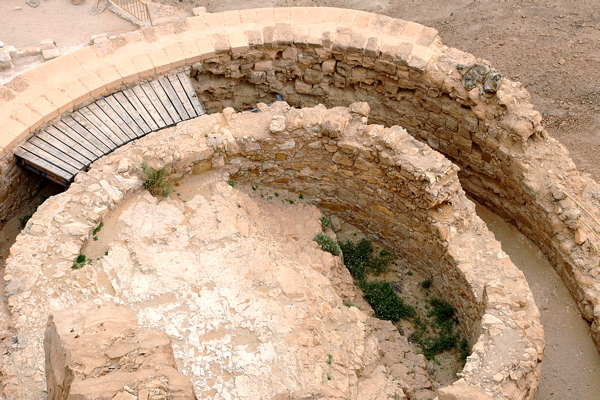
[59,117,111,155]
[139,82,174,126]
[132,85,167,129]
[168,73,197,118]
[70,109,119,150]
[77,106,124,148]
[14,147,73,182]
[40,127,96,164]
[19,141,81,176]
[103,95,146,138]
[87,103,130,144]
[148,79,182,124]
[158,76,190,120]
[121,88,160,131]
[27,135,87,169]
[176,71,205,116]
[95,98,138,141]
[112,91,151,136]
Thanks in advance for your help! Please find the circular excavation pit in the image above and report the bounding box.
[0,7,599,400]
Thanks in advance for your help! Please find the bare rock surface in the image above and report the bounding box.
[5,165,435,399]
[44,301,196,399]
[90,174,431,399]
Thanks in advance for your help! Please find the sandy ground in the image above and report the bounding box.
[0,0,135,49]
[0,0,599,398]
[477,203,600,400]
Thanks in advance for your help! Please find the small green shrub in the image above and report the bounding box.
[359,280,415,321]
[72,254,91,270]
[428,298,455,322]
[410,297,461,360]
[141,161,171,197]
[227,179,236,187]
[314,233,341,256]
[420,280,432,289]
[319,216,331,230]
[343,300,361,309]
[327,354,333,365]
[339,239,395,280]
[93,221,104,235]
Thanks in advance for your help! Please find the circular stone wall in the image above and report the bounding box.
[4,103,542,400]
[0,6,598,399]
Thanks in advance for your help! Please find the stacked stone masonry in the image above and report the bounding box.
[0,5,598,399]
[4,103,542,399]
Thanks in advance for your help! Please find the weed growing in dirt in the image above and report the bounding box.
[141,161,171,197]
[343,300,361,310]
[227,179,236,187]
[72,254,92,270]
[359,280,416,321]
[338,239,394,280]
[314,233,341,256]
[409,297,461,360]
[337,238,467,362]
[319,216,331,230]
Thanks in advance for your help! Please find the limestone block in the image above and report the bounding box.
[39,38,57,50]
[0,49,12,71]
[44,301,196,400]
[437,380,493,400]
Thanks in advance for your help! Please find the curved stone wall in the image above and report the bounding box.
[3,103,543,399]
[0,9,597,353]
[0,4,598,397]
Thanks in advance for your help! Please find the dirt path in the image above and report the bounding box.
[0,0,135,49]
[476,203,600,400]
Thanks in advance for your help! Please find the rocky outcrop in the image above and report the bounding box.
[44,301,196,400]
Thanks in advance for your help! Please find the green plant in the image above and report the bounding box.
[72,254,91,270]
[420,280,432,289]
[314,233,341,256]
[141,161,171,197]
[93,236,99,241]
[319,216,331,230]
[359,280,415,321]
[409,297,461,360]
[298,193,304,199]
[227,179,236,187]
[93,221,104,235]
[104,251,109,256]
[459,338,470,362]
[327,354,333,365]
[274,192,279,197]
[339,239,395,280]
[343,300,361,309]
[19,215,31,229]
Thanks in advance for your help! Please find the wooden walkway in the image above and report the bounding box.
[14,71,204,185]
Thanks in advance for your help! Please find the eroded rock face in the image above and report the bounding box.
[44,301,196,400]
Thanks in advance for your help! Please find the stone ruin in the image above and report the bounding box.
[0,6,599,400]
